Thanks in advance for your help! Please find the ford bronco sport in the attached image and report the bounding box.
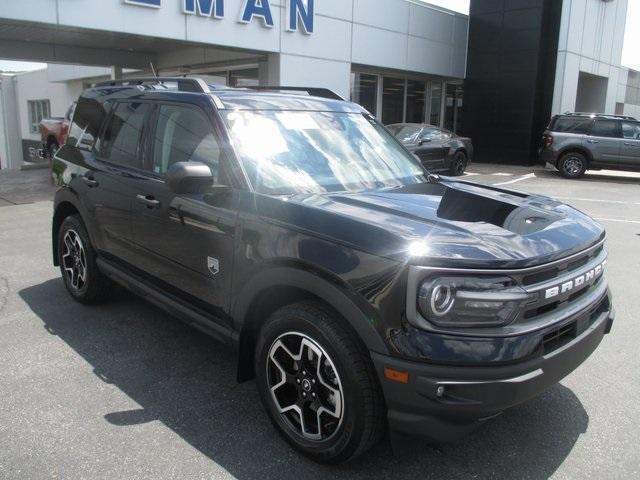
[52,78,614,463]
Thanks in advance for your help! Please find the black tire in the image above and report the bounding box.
[57,215,112,304]
[255,301,385,464]
[449,150,467,176]
[558,152,587,179]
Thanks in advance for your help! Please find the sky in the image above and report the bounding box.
[0,0,638,72]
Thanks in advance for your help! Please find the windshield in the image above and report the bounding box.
[223,111,426,195]
[387,125,423,143]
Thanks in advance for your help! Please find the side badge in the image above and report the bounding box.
[207,257,220,276]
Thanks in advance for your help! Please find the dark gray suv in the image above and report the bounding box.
[539,113,640,178]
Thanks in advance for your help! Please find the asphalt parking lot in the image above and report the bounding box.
[1,165,639,479]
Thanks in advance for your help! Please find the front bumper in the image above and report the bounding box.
[371,301,614,442]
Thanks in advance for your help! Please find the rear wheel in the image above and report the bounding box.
[449,150,467,176]
[255,302,385,463]
[559,152,587,178]
[57,215,112,304]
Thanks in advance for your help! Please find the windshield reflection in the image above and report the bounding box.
[223,111,425,195]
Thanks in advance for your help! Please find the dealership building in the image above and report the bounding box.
[0,0,638,169]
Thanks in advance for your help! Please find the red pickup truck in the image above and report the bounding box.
[39,102,75,160]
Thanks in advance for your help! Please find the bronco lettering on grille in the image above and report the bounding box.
[544,261,605,299]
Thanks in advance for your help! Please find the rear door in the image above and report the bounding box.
[82,100,152,265]
[621,121,640,167]
[131,101,239,320]
[586,119,622,166]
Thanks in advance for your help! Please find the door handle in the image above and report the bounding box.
[82,176,98,187]
[624,142,638,146]
[587,139,599,144]
[136,194,160,209]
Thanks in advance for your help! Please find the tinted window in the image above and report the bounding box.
[590,120,621,138]
[421,128,451,142]
[550,117,592,134]
[100,102,150,168]
[622,122,640,139]
[67,99,109,151]
[151,104,220,178]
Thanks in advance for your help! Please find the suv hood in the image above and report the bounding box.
[257,180,605,269]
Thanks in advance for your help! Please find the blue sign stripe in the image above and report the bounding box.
[124,0,162,8]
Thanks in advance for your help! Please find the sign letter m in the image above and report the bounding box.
[184,0,225,18]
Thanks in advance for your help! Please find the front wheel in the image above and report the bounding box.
[449,151,467,176]
[255,302,385,463]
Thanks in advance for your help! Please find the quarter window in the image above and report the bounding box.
[622,122,640,140]
[28,99,50,134]
[590,120,621,138]
[100,102,151,169]
[150,105,220,178]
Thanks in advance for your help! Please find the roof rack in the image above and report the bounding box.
[93,77,210,94]
[562,112,637,120]
[244,86,344,101]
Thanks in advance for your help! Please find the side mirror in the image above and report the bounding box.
[167,161,214,194]
[418,138,432,146]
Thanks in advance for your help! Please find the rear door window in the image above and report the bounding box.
[67,99,109,151]
[622,122,640,139]
[590,120,622,138]
[550,117,592,134]
[99,102,151,169]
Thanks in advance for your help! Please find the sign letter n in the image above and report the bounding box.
[287,0,314,34]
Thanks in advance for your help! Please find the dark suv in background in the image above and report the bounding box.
[540,113,640,178]
[52,79,613,463]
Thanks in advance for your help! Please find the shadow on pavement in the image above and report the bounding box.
[535,168,640,185]
[20,278,589,479]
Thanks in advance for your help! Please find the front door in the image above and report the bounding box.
[586,119,622,166]
[621,121,640,167]
[131,102,238,321]
[414,127,449,171]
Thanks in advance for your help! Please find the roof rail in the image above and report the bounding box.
[244,86,344,101]
[562,112,637,120]
[93,77,210,94]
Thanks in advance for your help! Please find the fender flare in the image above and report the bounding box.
[52,188,95,265]
[233,264,390,380]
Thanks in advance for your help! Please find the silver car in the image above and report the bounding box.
[539,113,640,178]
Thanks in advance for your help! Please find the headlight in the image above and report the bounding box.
[417,276,531,328]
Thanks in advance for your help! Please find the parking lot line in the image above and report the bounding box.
[555,197,640,206]
[594,217,640,225]
[492,173,536,186]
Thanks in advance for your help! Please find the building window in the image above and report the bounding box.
[381,77,405,125]
[429,82,443,126]
[351,73,379,117]
[28,100,51,134]
[406,80,426,124]
[444,83,464,133]
[229,68,259,87]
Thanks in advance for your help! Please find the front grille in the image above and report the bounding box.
[514,243,607,330]
[542,321,577,354]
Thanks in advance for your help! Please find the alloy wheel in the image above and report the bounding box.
[266,332,344,441]
[563,156,583,176]
[61,229,87,291]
